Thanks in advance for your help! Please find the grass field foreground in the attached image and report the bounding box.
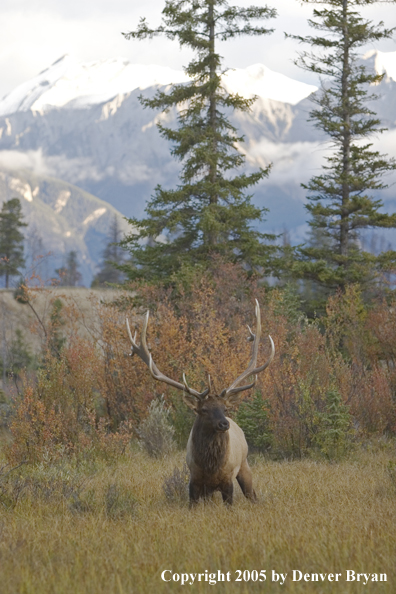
[0,445,395,594]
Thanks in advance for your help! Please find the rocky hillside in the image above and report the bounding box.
[0,168,129,285]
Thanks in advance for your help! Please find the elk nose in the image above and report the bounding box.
[217,420,229,432]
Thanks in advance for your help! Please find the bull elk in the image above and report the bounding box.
[126,300,274,505]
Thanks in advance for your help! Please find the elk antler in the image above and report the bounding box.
[126,311,210,399]
[220,299,275,400]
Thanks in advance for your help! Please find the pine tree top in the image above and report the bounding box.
[121,0,279,282]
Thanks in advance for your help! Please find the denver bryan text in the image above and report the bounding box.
[290,570,387,584]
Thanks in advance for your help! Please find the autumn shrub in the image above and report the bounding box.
[98,260,268,436]
[324,287,396,436]
[162,463,189,502]
[7,264,396,466]
[137,396,176,457]
[98,303,154,430]
[108,265,393,457]
[7,335,132,464]
[253,298,335,457]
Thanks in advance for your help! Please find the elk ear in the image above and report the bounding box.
[183,393,199,412]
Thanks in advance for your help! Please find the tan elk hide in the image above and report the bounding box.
[126,300,274,505]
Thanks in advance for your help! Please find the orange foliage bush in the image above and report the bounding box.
[325,287,396,435]
[7,262,396,463]
[7,336,132,464]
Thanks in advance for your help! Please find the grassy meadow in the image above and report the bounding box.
[0,444,395,594]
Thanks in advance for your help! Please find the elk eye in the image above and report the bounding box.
[201,407,208,414]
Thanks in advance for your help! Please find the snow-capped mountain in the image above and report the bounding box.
[1,50,396,283]
[0,54,317,116]
[0,56,189,116]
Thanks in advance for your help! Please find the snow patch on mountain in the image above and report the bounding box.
[54,190,71,213]
[8,177,33,202]
[364,49,396,82]
[83,207,107,225]
[223,64,317,105]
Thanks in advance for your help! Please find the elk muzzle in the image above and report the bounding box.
[216,419,230,432]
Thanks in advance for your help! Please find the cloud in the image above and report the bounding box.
[242,138,329,192]
[0,149,50,175]
[244,127,396,201]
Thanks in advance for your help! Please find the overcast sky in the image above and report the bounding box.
[1,0,396,99]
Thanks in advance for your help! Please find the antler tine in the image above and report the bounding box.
[182,373,190,392]
[183,372,210,400]
[126,312,209,399]
[140,309,149,351]
[126,317,137,349]
[223,300,275,399]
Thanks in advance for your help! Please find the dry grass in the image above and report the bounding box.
[0,446,395,594]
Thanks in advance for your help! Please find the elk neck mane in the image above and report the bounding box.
[191,416,229,474]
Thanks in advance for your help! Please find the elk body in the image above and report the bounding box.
[126,300,274,505]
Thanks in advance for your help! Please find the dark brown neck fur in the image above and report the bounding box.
[191,417,229,474]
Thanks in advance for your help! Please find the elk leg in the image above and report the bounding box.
[236,460,257,501]
[189,480,203,505]
[202,484,215,501]
[220,482,233,505]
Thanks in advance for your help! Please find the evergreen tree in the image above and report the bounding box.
[91,217,125,287]
[4,328,35,381]
[48,298,66,357]
[26,226,48,281]
[314,388,353,459]
[122,0,277,281]
[235,391,273,452]
[288,0,396,292]
[56,251,82,287]
[0,198,27,288]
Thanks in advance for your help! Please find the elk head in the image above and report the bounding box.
[126,299,275,420]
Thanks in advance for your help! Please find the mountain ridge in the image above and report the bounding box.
[1,50,396,275]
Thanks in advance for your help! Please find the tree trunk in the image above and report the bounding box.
[208,0,218,246]
[340,0,351,264]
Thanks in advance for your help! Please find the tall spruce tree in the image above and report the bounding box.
[91,216,125,286]
[56,251,82,287]
[122,0,277,281]
[289,0,396,293]
[0,198,27,288]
